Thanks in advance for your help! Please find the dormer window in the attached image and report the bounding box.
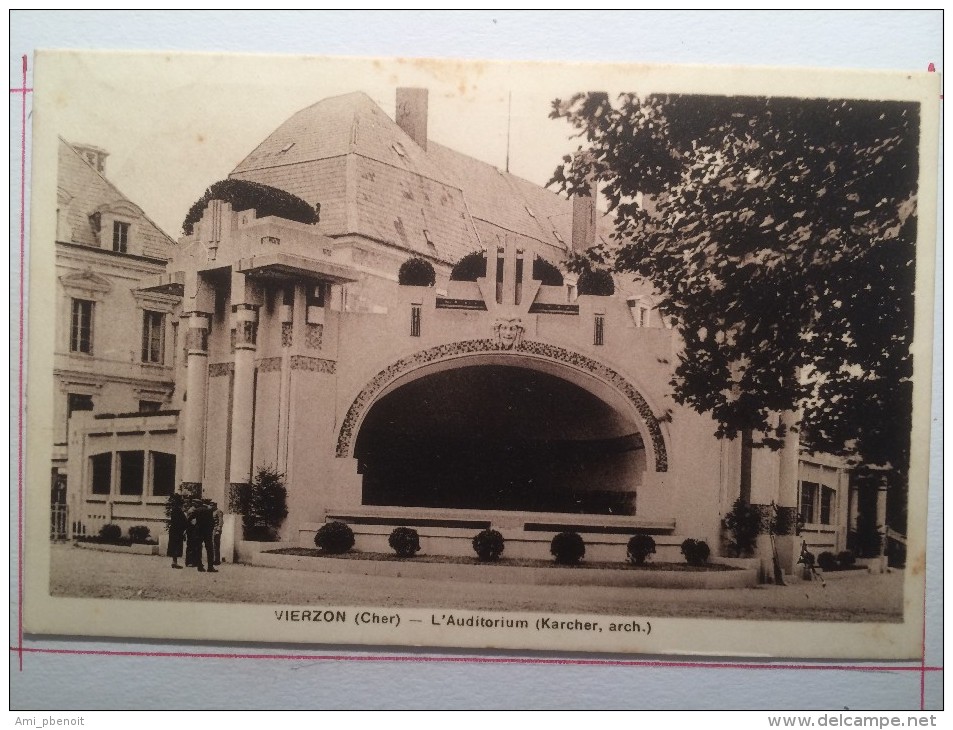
[113,221,130,253]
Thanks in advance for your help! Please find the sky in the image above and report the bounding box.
[35,47,940,245]
[38,52,599,239]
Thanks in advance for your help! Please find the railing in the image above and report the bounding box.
[50,504,69,541]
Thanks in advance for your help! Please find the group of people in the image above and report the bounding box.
[167,494,224,572]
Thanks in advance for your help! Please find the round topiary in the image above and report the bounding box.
[577,269,615,296]
[128,525,152,544]
[314,521,355,554]
[450,251,487,281]
[837,550,856,569]
[99,523,122,543]
[680,538,711,566]
[398,257,436,287]
[388,527,421,558]
[551,531,586,565]
[472,528,505,562]
[626,533,656,565]
[532,257,564,286]
[817,551,838,572]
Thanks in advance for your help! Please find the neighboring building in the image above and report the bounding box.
[64,90,883,572]
[54,139,178,537]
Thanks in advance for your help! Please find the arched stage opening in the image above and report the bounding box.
[354,364,647,515]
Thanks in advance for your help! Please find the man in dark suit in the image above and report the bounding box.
[194,500,218,573]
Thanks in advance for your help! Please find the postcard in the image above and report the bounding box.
[23,50,940,659]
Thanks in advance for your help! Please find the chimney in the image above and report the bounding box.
[571,181,597,252]
[72,143,109,174]
[396,88,428,151]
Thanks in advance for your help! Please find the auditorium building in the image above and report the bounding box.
[62,88,873,574]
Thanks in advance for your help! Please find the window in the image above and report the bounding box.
[799,481,819,524]
[70,299,94,354]
[67,393,94,420]
[594,314,605,346]
[118,451,145,497]
[112,220,129,253]
[820,486,836,525]
[90,453,112,496]
[139,400,162,413]
[307,283,325,308]
[410,304,421,337]
[141,310,165,364]
[151,452,176,497]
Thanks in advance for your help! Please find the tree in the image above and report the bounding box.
[240,465,289,541]
[550,93,919,529]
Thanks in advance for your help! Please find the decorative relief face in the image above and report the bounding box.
[493,318,524,350]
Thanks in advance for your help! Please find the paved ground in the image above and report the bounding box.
[49,543,904,622]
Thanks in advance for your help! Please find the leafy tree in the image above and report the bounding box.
[550,93,919,529]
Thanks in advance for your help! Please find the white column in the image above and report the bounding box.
[875,480,888,557]
[180,312,210,497]
[775,410,801,574]
[228,303,259,506]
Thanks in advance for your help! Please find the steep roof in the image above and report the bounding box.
[57,139,176,260]
[230,92,610,266]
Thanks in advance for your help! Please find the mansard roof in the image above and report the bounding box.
[229,91,612,266]
[57,138,176,260]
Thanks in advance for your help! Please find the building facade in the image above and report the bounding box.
[62,90,877,571]
[54,139,178,537]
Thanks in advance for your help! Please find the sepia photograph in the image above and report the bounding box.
[24,49,939,660]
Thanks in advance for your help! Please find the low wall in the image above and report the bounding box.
[74,541,159,556]
[250,551,758,589]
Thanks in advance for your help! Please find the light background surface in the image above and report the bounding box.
[9,10,944,710]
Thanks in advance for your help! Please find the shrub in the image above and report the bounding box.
[722,499,762,557]
[182,179,318,235]
[550,531,586,565]
[99,524,122,543]
[450,251,487,281]
[472,529,505,562]
[532,257,564,286]
[314,521,355,554]
[817,551,838,572]
[240,466,288,541]
[577,269,615,296]
[449,251,563,286]
[398,257,436,287]
[128,525,152,544]
[388,527,421,558]
[680,538,711,566]
[626,533,656,565]
[837,550,856,569]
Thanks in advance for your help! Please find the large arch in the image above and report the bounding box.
[335,338,668,472]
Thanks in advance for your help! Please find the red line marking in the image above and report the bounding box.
[17,53,27,673]
[7,646,944,672]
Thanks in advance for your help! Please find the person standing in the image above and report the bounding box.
[211,502,224,565]
[184,500,200,568]
[195,500,217,573]
[167,494,187,569]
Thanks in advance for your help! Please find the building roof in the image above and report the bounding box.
[57,138,176,260]
[229,91,613,266]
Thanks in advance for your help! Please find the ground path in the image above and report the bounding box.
[49,544,904,622]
